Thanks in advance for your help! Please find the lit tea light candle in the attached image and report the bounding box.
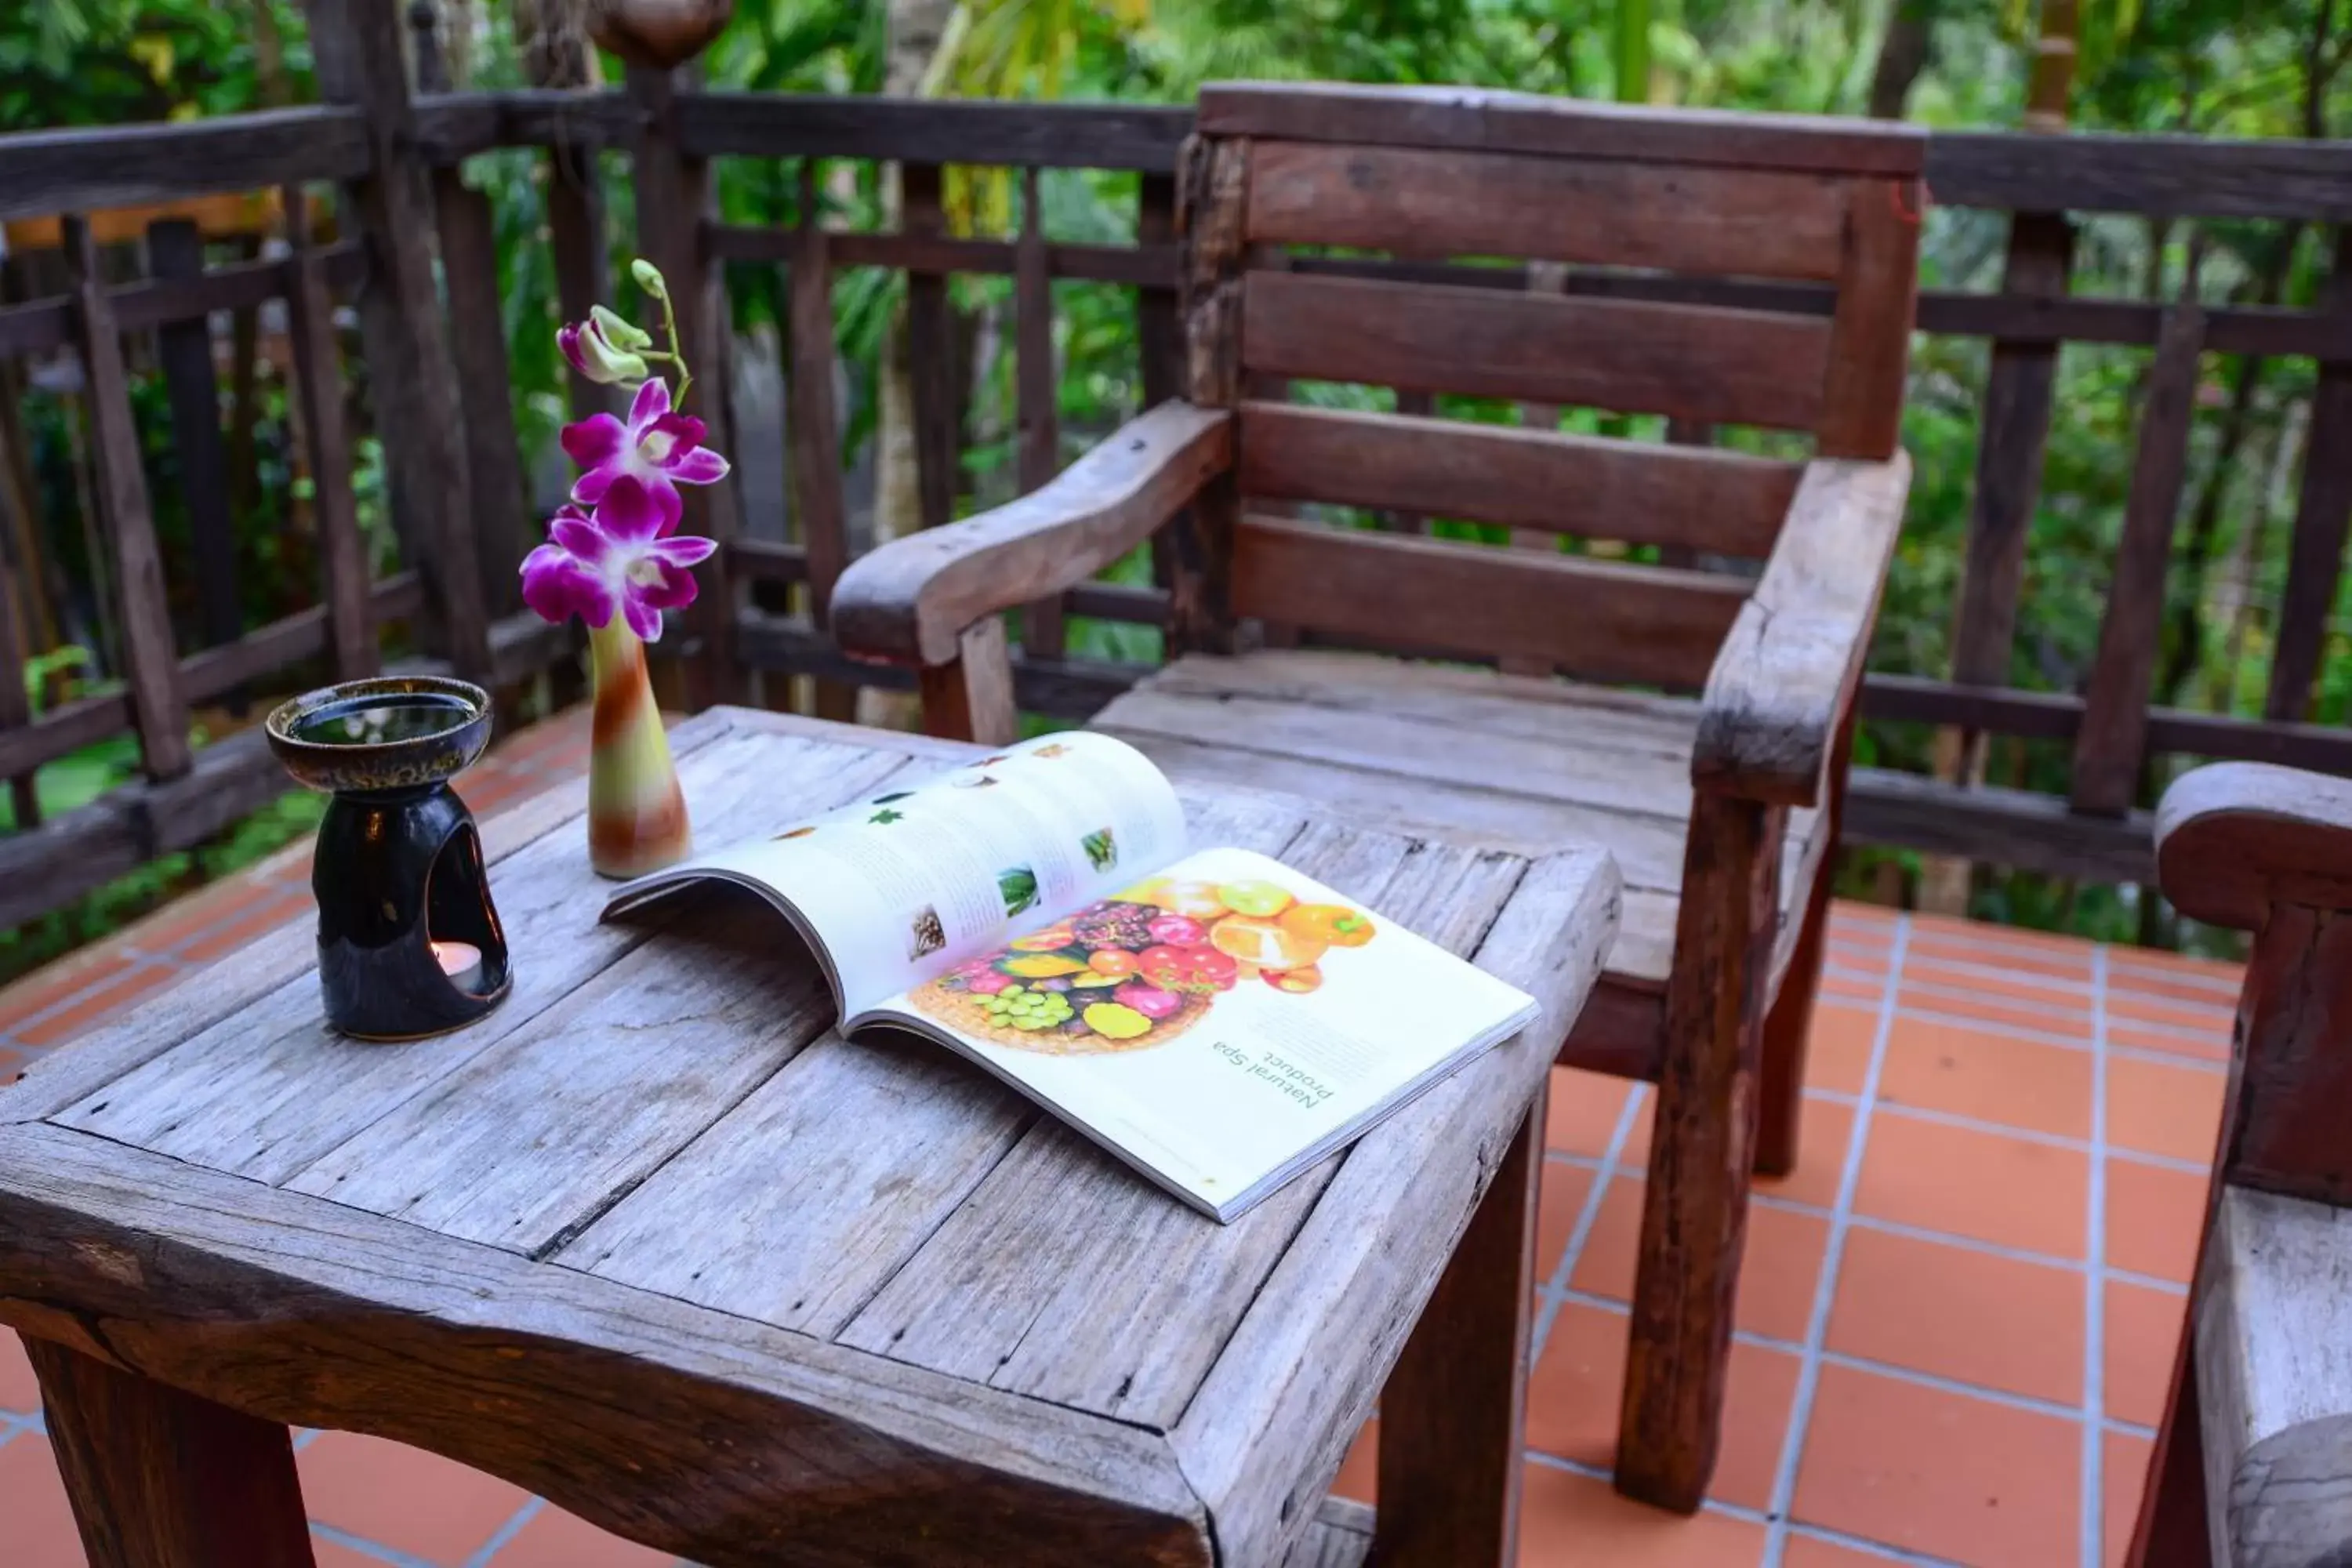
[430,939,484,992]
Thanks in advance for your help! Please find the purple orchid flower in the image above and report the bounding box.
[560,379,731,518]
[518,474,715,642]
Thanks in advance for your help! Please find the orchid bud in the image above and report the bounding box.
[558,319,648,386]
[589,303,653,350]
[631,259,670,300]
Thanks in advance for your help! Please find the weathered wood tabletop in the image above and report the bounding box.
[0,709,1618,1568]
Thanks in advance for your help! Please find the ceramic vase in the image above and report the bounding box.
[587,620,691,878]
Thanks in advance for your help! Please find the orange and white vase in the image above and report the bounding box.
[586,619,691,878]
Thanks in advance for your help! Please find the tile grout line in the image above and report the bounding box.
[308,1521,443,1568]
[1893,946,2241,1007]
[1898,1000,2227,1061]
[1749,991,2230,1075]
[1544,1151,2193,1294]
[1806,1094,2211,1174]
[463,1494,546,1568]
[1528,1080,1646,1364]
[1524,1445,1969,1565]
[2082,941,2112,1568]
[1762,910,1910,1568]
[1787,1521,1971,1566]
[1533,1282,2158,1436]
[1569,1068,2216,1173]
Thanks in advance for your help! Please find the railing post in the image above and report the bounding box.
[144,218,243,673]
[62,215,192,782]
[0,514,41,826]
[1922,209,2074,906]
[1137,170,1182,600]
[308,0,492,684]
[786,161,855,722]
[1170,134,1245,656]
[2072,273,2206,817]
[2267,225,2352,724]
[1951,211,2074,695]
[902,163,960,534]
[434,175,532,619]
[628,60,746,710]
[410,0,526,627]
[280,183,378,684]
[549,153,621,423]
[1016,167,1065,659]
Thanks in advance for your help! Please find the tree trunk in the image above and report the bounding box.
[1867,0,1938,119]
[2024,0,2078,132]
[516,0,603,88]
[860,0,958,731]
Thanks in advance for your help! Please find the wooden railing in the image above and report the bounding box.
[4,16,2352,929]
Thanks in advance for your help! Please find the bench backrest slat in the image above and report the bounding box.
[1180,83,1924,679]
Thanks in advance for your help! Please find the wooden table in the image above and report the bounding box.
[0,709,1619,1568]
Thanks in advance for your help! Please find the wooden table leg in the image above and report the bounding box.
[22,1334,316,1568]
[1372,1090,1544,1568]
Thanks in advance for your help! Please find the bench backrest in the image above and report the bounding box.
[1179,82,1926,688]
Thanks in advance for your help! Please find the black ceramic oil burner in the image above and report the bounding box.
[265,677,513,1041]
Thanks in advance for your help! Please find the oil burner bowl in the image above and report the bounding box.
[265,675,494,795]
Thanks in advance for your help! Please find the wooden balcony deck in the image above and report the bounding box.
[0,705,2235,1568]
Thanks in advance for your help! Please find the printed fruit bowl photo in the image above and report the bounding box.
[908,877,1377,1056]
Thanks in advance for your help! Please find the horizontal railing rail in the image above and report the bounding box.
[0,107,375,223]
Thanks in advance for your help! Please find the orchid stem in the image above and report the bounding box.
[655,289,692,410]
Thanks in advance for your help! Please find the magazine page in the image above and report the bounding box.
[602,731,1189,1014]
[866,845,1539,1220]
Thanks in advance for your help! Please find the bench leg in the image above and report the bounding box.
[2124,1324,2212,1568]
[1755,848,1831,1180]
[1372,1091,1544,1568]
[23,1334,315,1568]
[1756,702,1856,1180]
[1618,793,1782,1514]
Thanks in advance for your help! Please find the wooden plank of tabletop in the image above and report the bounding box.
[42,729,914,1185]
[0,710,742,1128]
[280,754,943,1245]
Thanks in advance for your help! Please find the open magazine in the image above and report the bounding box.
[602,731,1538,1222]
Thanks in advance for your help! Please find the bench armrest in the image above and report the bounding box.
[2156,762,2352,929]
[832,401,1232,666]
[1693,451,1911,808]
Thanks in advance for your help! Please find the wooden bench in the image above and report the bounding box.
[2127,763,2352,1568]
[833,81,1925,1510]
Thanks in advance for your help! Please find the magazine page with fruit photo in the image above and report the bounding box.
[604,731,1191,1015]
[885,845,1540,1221]
[602,733,1538,1223]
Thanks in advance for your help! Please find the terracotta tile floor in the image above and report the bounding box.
[0,708,2241,1567]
